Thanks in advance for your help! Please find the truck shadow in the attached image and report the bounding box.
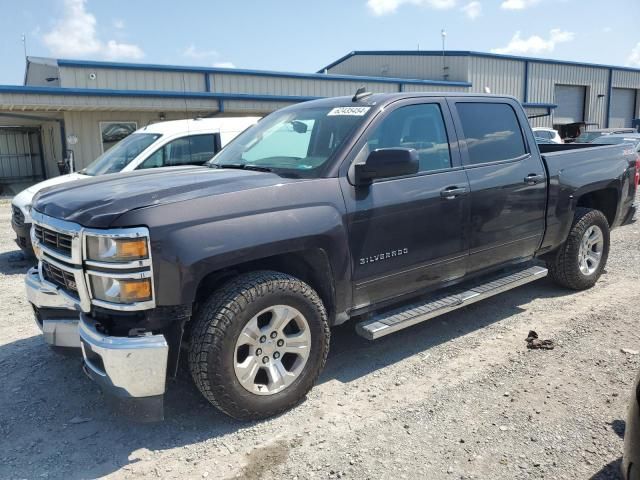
[0,249,35,275]
[322,276,571,384]
[0,276,576,479]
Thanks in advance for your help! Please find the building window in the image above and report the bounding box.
[99,121,138,152]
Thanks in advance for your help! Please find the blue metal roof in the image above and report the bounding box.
[319,50,640,74]
[0,85,322,103]
[55,58,471,88]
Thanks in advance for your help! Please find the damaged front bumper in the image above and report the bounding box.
[25,266,170,421]
[25,267,81,348]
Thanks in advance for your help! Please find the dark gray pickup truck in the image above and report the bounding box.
[25,92,638,421]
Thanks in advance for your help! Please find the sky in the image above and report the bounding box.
[0,0,639,85]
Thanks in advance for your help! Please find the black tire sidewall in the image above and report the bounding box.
[207,280,327,416]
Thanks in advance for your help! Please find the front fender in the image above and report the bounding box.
[113,178,351,313]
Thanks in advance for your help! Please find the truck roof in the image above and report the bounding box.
[286,92,519,111]
[136,116,261,135]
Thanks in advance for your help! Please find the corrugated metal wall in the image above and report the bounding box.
[527,63,609,128]
[60,67,205,92]
[467,57,524,98]
[211,73,399,97]
[325,54,469,82]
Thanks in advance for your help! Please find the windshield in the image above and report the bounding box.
[209,105,371,177]
[82,133,162,176]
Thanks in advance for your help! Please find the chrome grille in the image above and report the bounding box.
[42,260,78,296]
[34,224,73,256]
[12,206,25,227]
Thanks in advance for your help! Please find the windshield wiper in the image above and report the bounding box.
[215,163,273,173]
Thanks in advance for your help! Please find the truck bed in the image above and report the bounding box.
[538,142,637,253]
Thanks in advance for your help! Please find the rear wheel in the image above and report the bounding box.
[547,207,610,290]
[188,271,330,420]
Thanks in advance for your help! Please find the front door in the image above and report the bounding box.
[340,99,471,310]
[448,99,547,273]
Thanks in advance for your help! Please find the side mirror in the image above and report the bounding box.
[354,148,419,186]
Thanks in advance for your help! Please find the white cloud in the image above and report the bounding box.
[183,44,219,59]
[500,0,540,9]
[627,43,640,67]
[43,0,143,59]
[491,29,575,55]
[113,19,125,29]
[367,0,456,16]
[461,1,481,19]
[213,62,236,69]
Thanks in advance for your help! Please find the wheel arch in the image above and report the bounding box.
[192,248,338,324]
[575,186,619,226]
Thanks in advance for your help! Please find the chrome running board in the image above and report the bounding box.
[356,265,548,340]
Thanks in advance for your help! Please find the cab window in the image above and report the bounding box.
[363,103,452,173]
[456,103,527,165]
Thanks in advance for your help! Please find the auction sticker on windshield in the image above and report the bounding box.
[327,107,371,116]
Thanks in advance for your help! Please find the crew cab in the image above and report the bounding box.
[11,116,259,256]
[24,93,638,421]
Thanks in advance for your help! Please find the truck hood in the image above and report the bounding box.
[32,166,295,228]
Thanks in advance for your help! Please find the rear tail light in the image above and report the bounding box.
[635,157,640,186]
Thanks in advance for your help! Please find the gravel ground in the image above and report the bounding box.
[0,197,638,480]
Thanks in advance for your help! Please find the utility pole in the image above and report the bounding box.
[21,34,27,59]
[441,29,448,80]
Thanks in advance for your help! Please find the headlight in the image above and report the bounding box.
[86,236,149,263]
[89,276,152,304]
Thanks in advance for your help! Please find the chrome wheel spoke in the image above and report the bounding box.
[236,318,261,346]
[266,361,293,389]
[270,305,294,332]
[235,356,260,388]
[282,331,311,359]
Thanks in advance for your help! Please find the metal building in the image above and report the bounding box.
[321,50,640,132]
[0,57,468,191]
[1,51,639,191]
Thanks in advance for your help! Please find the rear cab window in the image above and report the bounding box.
[455,102,527,165]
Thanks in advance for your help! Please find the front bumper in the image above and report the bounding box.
[623,377,640,480]
[79,314,169,422]
[11,218,33,255]
[26,266,170,421]
[25,267,80,348]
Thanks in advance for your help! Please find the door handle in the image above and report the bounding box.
[440,186,469,200]
[524,173,544,185]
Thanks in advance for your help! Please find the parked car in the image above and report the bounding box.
[592,133,640,151]
[24,93,639,421]
[575,127,637,143]
[532,127,563,144]
[623,370,640,479]
[11,116,260,256]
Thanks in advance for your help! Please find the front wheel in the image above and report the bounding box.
[188,271,330,420]
[547,207,610,290]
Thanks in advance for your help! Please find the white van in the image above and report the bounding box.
[11,116,260,254]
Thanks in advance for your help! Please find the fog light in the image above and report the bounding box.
[89,276,152,304]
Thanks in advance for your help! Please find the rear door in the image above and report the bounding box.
[448,98,547,273]
[340,98,471,309]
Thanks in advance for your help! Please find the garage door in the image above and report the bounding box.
[554,85,586,124]
[609,88,636,128]
[0,127,45,184]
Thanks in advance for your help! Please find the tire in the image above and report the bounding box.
[188,270,330,420]
[546,207,610,290]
